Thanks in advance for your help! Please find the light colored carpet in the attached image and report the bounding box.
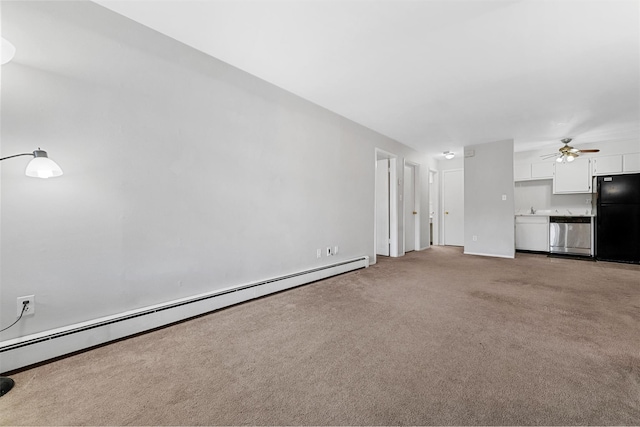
[1,246,639,425]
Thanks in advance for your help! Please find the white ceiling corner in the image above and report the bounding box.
[92,0,640,155]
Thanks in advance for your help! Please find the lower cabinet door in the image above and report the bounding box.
[515,217,549,251]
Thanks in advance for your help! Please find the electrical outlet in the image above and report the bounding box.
[472,235,478,241]
[316,248,321,259]
[334,246,339,255]
[17,295,35,317]
[326,247,332,256]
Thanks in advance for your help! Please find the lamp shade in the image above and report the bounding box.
[1,37,16,65]
[25,150,63,178]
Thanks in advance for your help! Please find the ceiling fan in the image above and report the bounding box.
[541,138,600,163]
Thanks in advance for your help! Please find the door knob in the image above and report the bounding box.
[445,211,449,214]
[413,211,417,215]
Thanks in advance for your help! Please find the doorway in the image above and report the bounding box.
[442,169,464,246]
[376,158,390,256]
[429,169,438,245]
[374,149,398,262]
[404,162,419,253]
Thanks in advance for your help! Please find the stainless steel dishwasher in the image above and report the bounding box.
[549,216,592,256]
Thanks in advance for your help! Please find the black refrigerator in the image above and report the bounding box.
[596,173,640,263]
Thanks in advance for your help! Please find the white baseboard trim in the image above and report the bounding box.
[0,256,369,373]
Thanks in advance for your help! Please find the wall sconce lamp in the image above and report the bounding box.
[0,149,63,178]
[443,151,455,160]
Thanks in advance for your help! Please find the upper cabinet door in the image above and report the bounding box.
[593,155,623,175]
[531,161,554,179]
[623,153,640,172]
[514,162,553,181]
[514,163,531,181]
[553,158,591,194]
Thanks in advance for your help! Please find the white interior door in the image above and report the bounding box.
[376,159,390,256]
[404,165,416,252]
[429,170,437,245]
[443,169,464,246]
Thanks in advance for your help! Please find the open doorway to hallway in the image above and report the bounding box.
[404,161,420,253]
[442,168,464,246]
[374,149,398,263]
[429,169,438,246]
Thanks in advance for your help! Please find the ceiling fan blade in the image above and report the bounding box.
[577,149,600,153]
[541,153,559,159]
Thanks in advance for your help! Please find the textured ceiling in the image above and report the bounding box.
[93,0,640,156]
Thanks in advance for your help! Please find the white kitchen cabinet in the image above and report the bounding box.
[553,158,591,194]
[592,155,623,175]
[514,163,531,181]
[623,153,640,172]
[514,161,554,181]
[515,216,549,252]
[531,161,554,179]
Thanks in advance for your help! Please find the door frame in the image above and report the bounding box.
[403,160,420,254]
[441,168,464,246]
[374,148,399,264]
[375,158,391,257]
[429,168,439,246]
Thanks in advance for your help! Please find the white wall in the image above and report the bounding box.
[0,1,428,345]
[437,156,464,171]
[463,140,515,258]
[514,180,593,215]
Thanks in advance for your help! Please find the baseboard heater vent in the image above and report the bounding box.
[0,256,369,373]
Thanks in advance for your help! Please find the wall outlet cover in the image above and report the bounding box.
[17,295,35,317]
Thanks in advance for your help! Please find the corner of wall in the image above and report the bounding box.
[463,140,515,258]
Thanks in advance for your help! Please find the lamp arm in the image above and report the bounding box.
[0,153,34,161]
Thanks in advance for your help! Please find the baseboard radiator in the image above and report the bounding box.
[0,256,369,373]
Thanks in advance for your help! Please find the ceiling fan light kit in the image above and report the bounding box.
[543,138,600,163]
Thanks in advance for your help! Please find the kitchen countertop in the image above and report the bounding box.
[516,210,595,217]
